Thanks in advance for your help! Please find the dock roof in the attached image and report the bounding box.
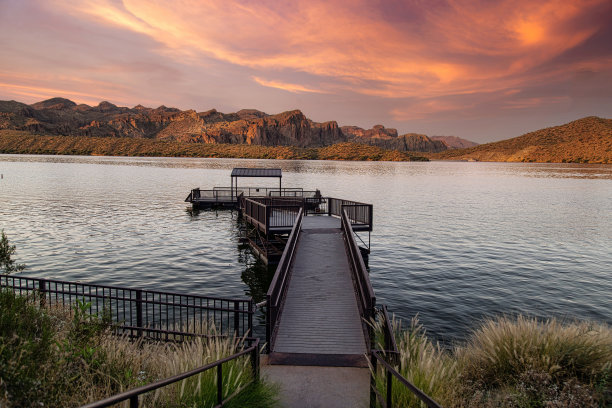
[231,168,282,178]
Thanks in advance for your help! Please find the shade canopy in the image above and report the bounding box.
[231,168,282,178]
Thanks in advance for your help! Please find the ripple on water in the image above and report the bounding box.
[1,156,610,343]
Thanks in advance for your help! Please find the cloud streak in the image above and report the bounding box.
[0,0,610,141]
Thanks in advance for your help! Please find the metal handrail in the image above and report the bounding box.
[340,209,376,322]
[81,338,260,408]
[370,349,443,408]
[265,207,303,351]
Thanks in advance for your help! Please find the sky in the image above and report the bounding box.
[0,0,611,143]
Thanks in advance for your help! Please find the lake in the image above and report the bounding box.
[1,154,610,344]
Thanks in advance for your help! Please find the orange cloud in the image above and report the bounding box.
[8,0,612,115]
[252,77,329,94]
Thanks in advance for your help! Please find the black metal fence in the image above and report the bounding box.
[266,208,304,352]
[341,209,376,328]
[185,187,307,203]
[81,338,260,408]
[241,197,303,235]
[0,275,254,340]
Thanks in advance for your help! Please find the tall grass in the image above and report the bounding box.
[370,315,458,407]
[0,290,277,407]
[454,315,612,407]
[371,314,612,408]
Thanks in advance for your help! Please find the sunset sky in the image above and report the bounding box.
[1,0,610,142]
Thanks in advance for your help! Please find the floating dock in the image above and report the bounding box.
[186,167,374,369]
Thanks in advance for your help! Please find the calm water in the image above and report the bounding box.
[1,155,611,344]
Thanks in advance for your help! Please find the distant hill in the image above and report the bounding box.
[430,135,478,149]
[0,130,428,161]
[0,97,444,153]
[429,117,612,164]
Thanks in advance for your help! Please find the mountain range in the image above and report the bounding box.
[0,97,469,153]
[1,97,609,163]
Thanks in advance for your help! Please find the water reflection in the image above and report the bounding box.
[1,154,611,344]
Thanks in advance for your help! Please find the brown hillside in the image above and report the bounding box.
[0,130,428,162]
[429,117,612,164]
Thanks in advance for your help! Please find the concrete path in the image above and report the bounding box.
[262,364,370,408]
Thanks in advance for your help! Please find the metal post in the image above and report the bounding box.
[39,279,47,307]
[136,290,143,338]
[129,395,139,408]
[266,294,271,353]
[386,370,393,408]
[248,300,254,336]
[370,353,378,408]
[251,343,260,382]
[234,300,240,336]
[217,364,223,405]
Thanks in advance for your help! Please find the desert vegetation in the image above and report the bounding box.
[372,314,612,407]
[0,130,428,161]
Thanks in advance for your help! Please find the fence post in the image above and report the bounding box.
[217,364,223,405]
[129,395,139,408]
[136,290,143,338]
[39,279,47,307]
[386,370,393,408]
[370,353,378,408]
[266,294,271,353]
[251,342,260,382]
[234,300,240,336]
[248,300,254,336]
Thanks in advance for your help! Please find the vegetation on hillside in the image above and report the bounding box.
[428,116,612,164]
[372,315,612,407]
[0,130,428,161]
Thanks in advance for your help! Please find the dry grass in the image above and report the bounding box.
[370,315,458,407]
[454,315,612,407]
[372,314,612,408]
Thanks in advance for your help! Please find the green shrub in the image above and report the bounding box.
[0,290,54,406]
[0,231,25,274]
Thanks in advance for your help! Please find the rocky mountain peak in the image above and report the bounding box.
[30,97,77,110]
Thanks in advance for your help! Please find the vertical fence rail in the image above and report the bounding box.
[0,274,253,339]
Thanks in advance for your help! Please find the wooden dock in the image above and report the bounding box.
[268,216,368,367]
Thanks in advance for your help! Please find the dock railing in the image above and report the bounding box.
[0,274,254,340]
[186,187,306,203]
[340,209,376,335]
[265,207,304,352]
[242,197,303,235]
[81,338,260,408]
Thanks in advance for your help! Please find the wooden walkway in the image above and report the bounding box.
[268,216,368,367]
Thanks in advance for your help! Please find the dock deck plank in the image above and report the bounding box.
[272,216,367,361]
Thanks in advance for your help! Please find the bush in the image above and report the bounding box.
[372,314,612,407]
[0,231,25,274]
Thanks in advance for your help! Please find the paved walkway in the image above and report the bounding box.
[262,364,370,408]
